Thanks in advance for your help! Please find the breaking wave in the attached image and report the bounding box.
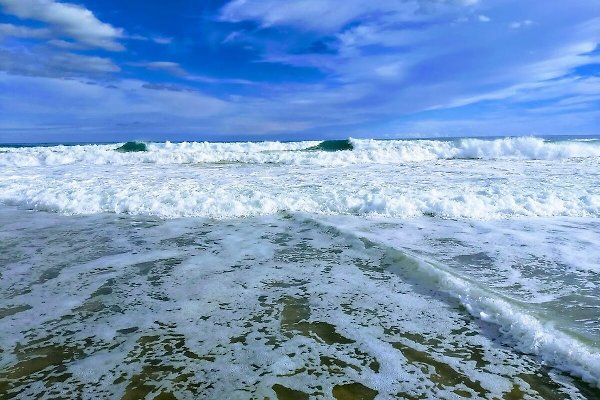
[1,181,598,219]
[305,139,354,152]
[115,141,147,153]
[1,137,599,167]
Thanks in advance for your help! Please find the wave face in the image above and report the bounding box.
[1,137,599,167]
[115,141,147,153]
[0,137,599,219]
[306,139,354,152]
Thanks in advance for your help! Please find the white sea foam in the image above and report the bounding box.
[1,137,599,167]
[1,139,598,219]
[313,217,600,388]
[1,178,598,219]
[412,259,600,388]
[1,210,595,397]
[427,262,600,388]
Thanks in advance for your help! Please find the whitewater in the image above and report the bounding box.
[0,137,599,219]
[1,136,599,399]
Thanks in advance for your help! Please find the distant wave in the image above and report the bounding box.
[115,141,147,153]
[305,139,354,152]
[1,137,599,167]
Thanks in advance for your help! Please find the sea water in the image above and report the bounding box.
[0,137,599,399]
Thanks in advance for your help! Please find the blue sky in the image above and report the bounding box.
[0,0,599,142]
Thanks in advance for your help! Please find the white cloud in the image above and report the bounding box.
[224,0,600,119]
[375,62,404,78]
[152,36,172,45]
[132,61,186,76]
[510,20,533,29]
[47,38,85,49]
[0,46,120,77]
[130,61,256,85]
[47,53,120,73]
[0,0,124,50]
[518,41,598,80]
[0,72,229,141]
[187,75,256,85]
[223,31,241,44]
[336,24,422,54]
[221,0,478,32]
[0,23,50,38]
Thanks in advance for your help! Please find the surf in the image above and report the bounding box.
[1,137,599,167]
[308,216,600,388]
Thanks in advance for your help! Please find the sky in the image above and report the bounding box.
[0,0,599,143]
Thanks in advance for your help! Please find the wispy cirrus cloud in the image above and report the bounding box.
[131,60,257,85]
[130,61,187,76]
[221,0,479,32]
[151,36,172,45]
[218,0,600,129]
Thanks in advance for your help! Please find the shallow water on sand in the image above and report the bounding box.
[1,208,598,399]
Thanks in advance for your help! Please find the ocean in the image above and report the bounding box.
[0,136,599,399]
